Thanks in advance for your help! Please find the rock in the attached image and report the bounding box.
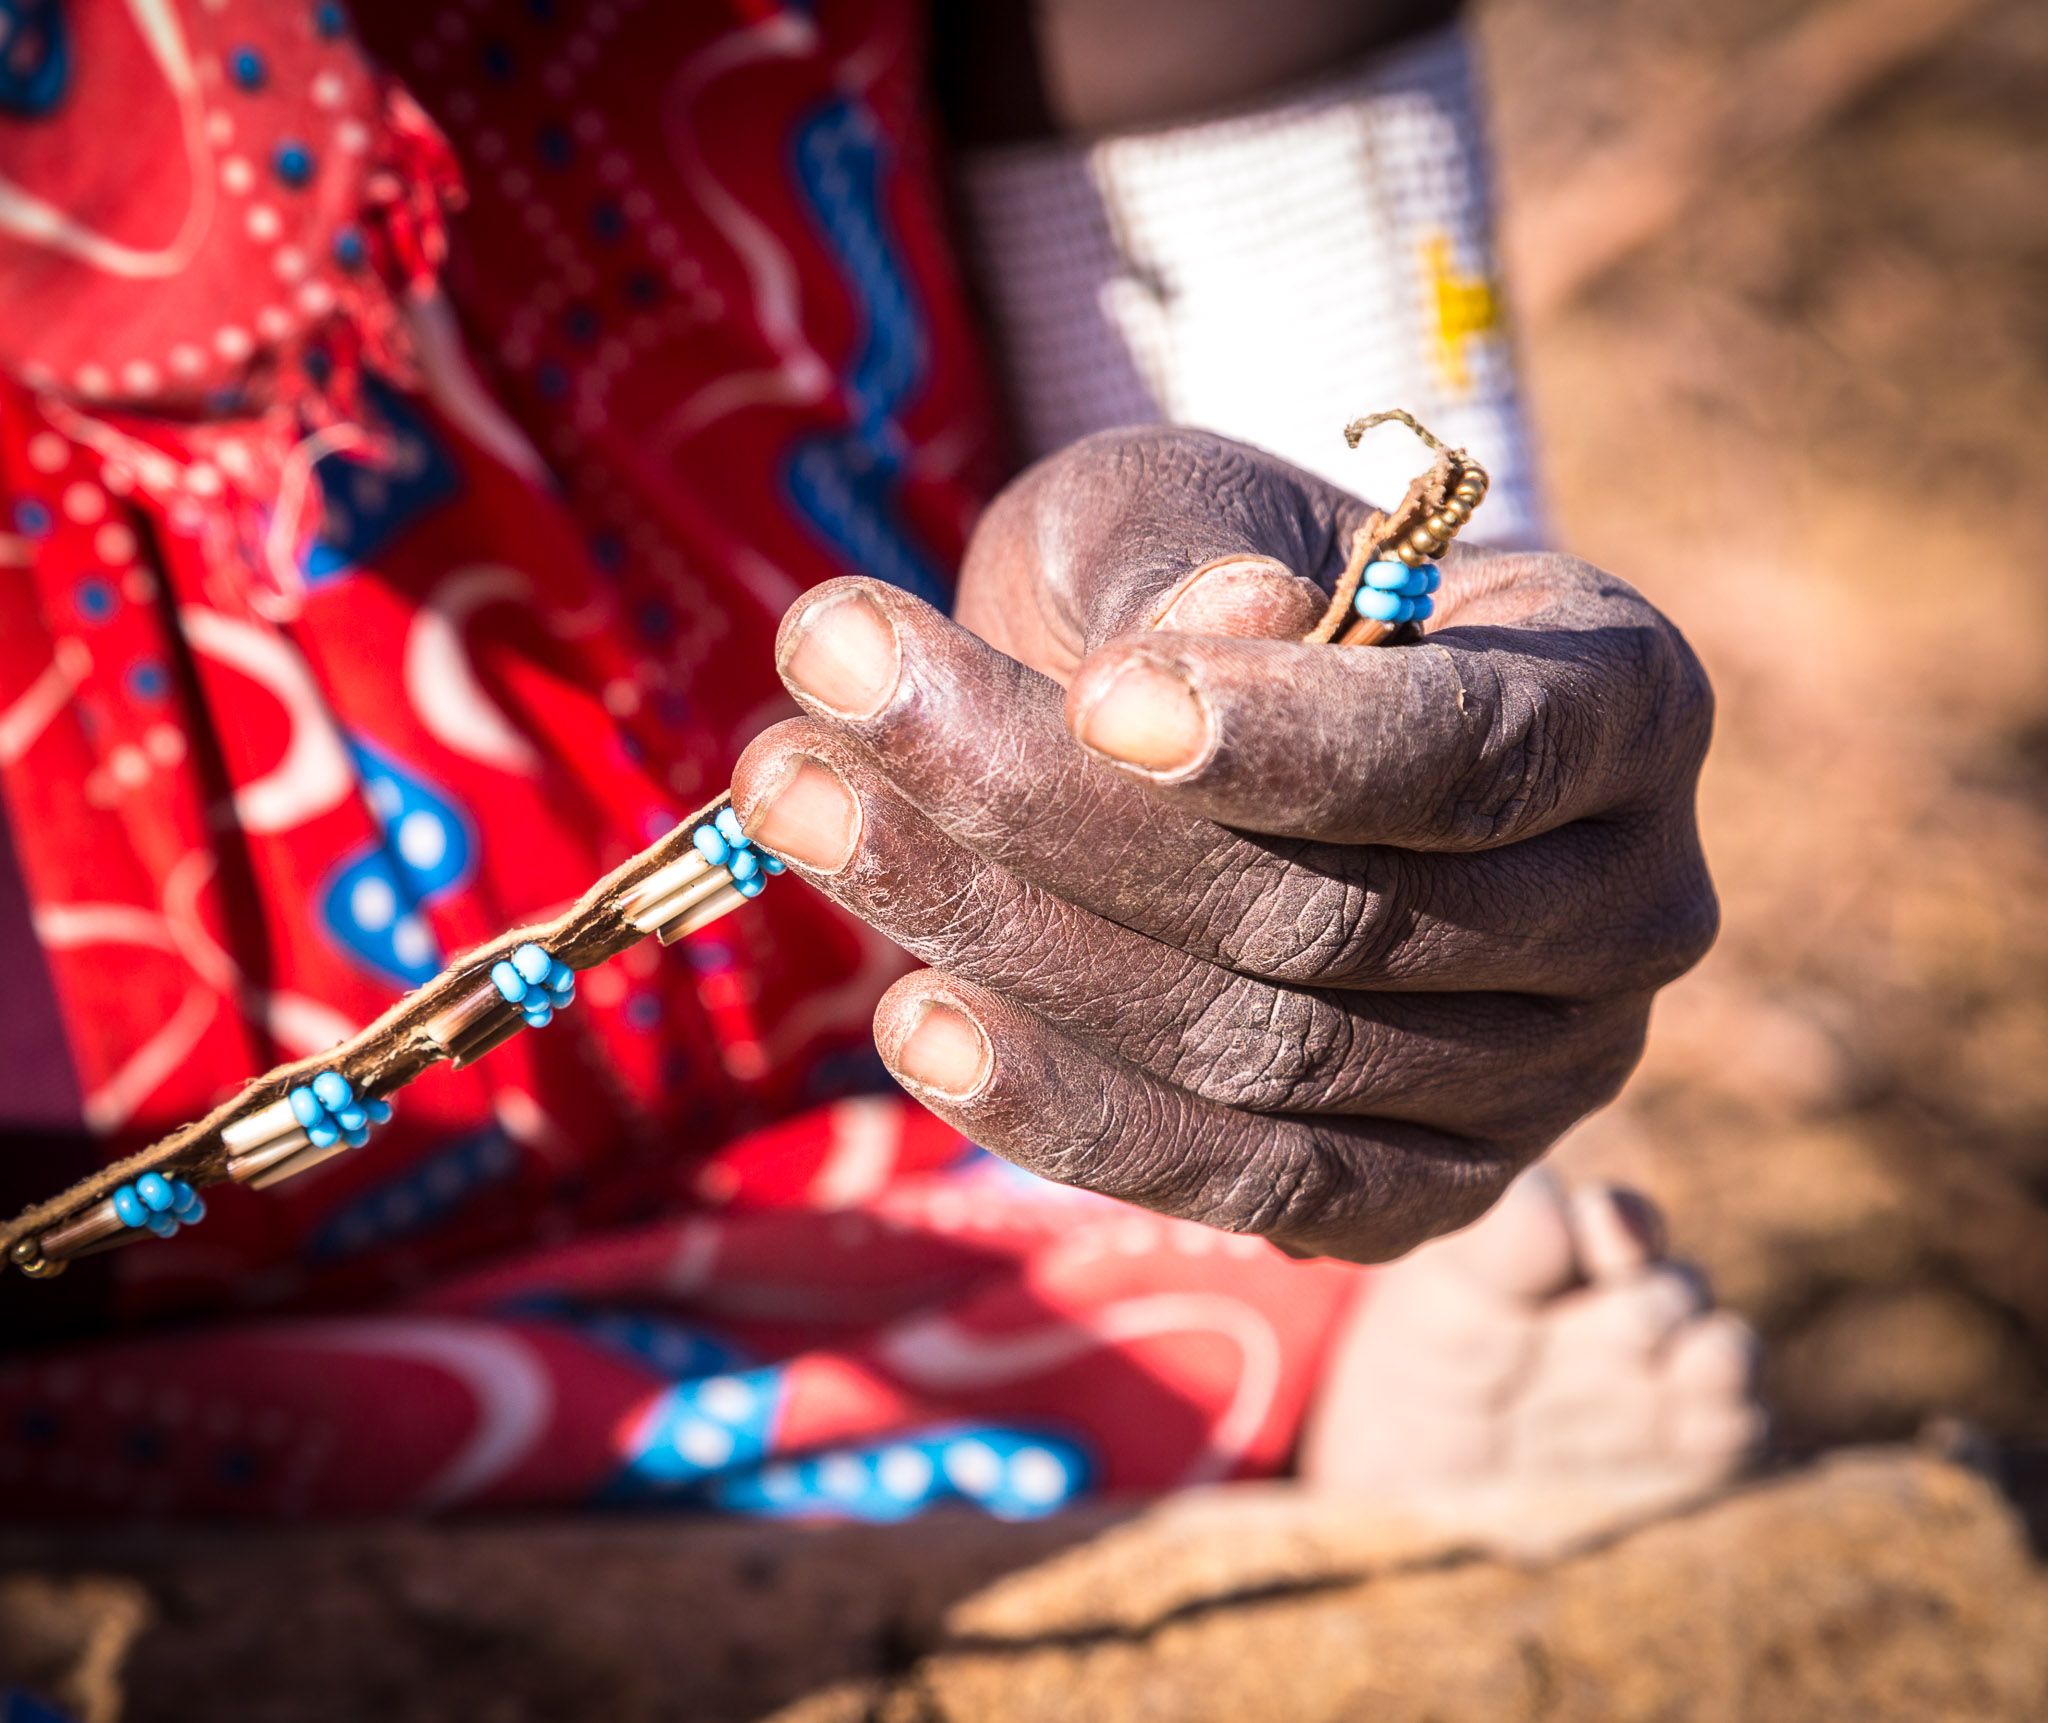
[0,1508,1120,1723]
[4,1452,2040,1723]
[0,1574,150,1723]
[891,1452,2048,1723]
[1766,1286,2047,1442]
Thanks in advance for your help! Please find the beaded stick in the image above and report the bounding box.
[2,413,1487,1281]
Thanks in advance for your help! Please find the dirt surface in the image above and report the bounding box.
[1480,0,2048,1449]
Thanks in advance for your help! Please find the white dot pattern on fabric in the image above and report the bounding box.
[396,809,448,870]
[673,1418,733,1467]
[818,1453,869,1501]
[941,1437,1002,1497]
[877,1444,934,1501]
[391,916,433,969]
[1006,1446,1069,1507]
[350,875,397,932]
[696,1376,755,1424]
[956,25,1542,548]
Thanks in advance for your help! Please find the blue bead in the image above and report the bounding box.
[761,854,786,875]
[181,1194,207,1225]
[549,977,576,1007]
[1410,594,1435,622]
[546,958,574,991]
[728,848,759,883]
[714,808,746,850]
[334,1105,367,1132]
[1398,564,1437,598]
[227,46,267,90]
[692,824,730,867]
[136,1172,174,1211]
[735,873,764,898]
[146,1211,180,1238]
[366,1098,393,1125]
[341,1125,371,1149]
[1355,587,1405,623]
[172,1181,202,1220]
[492,959,526,1003]
[1364,560,1412,591]
[306,1120,340,1149]
[512,943,551,986]
[1420,565,1442,594]
[112,1185,146,1229]
[272,141,315,189]
[312,1070,353,1111]
[289,1086,324,1128]
[521,1000,553,1027]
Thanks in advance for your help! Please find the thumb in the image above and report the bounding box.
[954,428,1371,683]
[1145,554,1329,640]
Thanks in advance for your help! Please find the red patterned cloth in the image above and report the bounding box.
[0,0,1367,1519]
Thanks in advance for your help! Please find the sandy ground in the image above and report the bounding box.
[1479,0,2048,1443]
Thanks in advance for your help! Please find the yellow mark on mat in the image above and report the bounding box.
[1423,234,1499,395]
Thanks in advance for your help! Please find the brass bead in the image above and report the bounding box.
[1438,498,1472,527]
[1407,527,1447,558]
[1393,543,1426,567]
[1453,484,1485,507]
[1427,512,1462,540]
[9,1237,61,1279]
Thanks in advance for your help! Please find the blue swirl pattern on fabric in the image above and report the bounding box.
[710,1424,1094,1522]
[605,1365,788,1501]
[782,93,950,607]
[0,0,69,117]
[317,734,475,987]
[305,1123,519,1260]
[306,383,463,584]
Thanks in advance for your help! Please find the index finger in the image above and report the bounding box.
[1064,558,1715,849]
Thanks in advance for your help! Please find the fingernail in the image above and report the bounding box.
[1073,657,1212,776]
[1571,1183,1666,1280]
[779,588,900,719]
[1150,556,1325,638]
[742,756,860,873]
[890,997,992,1099]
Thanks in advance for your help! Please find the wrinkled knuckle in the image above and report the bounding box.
[1615,844,1719,990]
[1573,998,1653,1111]
[1218,872,1372,984]
[1461,690,1570,844]
[1207,849,1410,986]
[1231,1133,1341,1239]
[1659,874,1720,980]
[1173,985,1355,1113]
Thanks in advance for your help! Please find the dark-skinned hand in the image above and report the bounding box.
[730,427,1716,1264]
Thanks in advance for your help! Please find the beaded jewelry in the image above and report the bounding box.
[2,802,782,1279]
[3,407,1476,1283]
[1300,409,1489,648]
